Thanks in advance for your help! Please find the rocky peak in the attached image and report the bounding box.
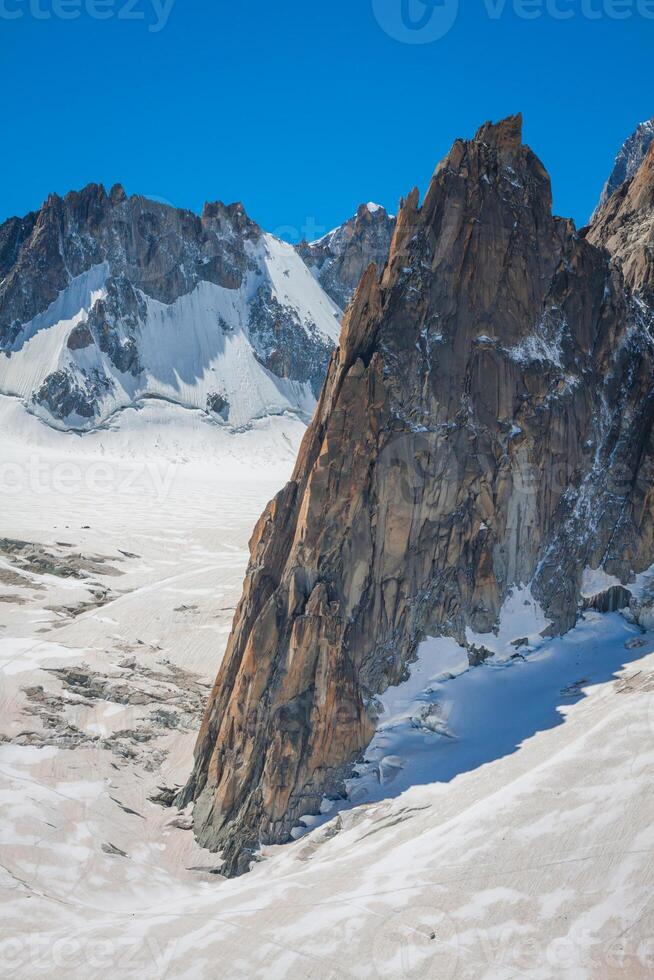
[42,183,115,232]
[475,111,524,154]
[0,186,340,431]
[0,210,38,281]
[588,139,654,303]
[201,199,261,240]
[181,116,654,876]
[297,201,396,310]
[109,183,127,205]
[0,186,262,347]
[594,114,654,216]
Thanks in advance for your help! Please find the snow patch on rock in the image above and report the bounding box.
[465,586,552,659]
[581,566,622,599]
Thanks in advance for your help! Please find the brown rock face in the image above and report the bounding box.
[183,115,654,875]
[587,140,654,304]
[593,115,654,217]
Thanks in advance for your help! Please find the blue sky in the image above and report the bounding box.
[1,0,653,238]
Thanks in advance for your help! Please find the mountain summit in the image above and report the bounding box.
[594,114,654,217]
[181,114,654,875]
[297,202,395,310]
[0,185,341,432]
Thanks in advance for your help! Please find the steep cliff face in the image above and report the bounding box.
[594,115,654,217]
[297,203,395,309]
[0,185,342,430]
[183,115,654,875]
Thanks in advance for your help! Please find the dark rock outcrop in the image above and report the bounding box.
[35,368,112,420]
[298,203,395,310]
[206,391,230,421]
[182,115,654,876]
[248,286,335,397]
[583,586,632,615]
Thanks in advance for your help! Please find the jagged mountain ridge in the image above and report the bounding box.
[0,184,343,431]
[297,202,395,310]
[594,114,654,217]
[181,114,654,876]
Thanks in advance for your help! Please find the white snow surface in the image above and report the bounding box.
[0,390,307,468]
[465,585,551,659]
[1,424,654,977]
[629,563,654,601]
[581,566,623,599]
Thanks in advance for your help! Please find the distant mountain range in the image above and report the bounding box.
[1,118,651,443]
[0,188,394,434]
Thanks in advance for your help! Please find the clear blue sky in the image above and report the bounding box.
[1,0,653,238]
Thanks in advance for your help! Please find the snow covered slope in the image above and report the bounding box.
[1,431,653,979]
[0,186,342,433]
